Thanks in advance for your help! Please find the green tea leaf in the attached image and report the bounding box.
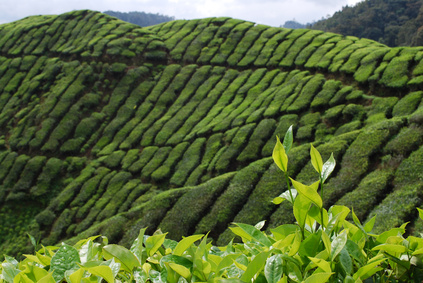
[4,255,19,266]
[2,262,21,283]
[193,235,211,281]
[255,220,266,230]
[173,234,204,256]
[37,272,55,283]
[193,258,211,281]
[321,153,336,183]
[217,254,241,272]
[85,265,114,283]
[331,230,348,261]
[69,268,85,283]
[283,125,293,153]
[293,193,311,230]
[353,258,386,280]
[272,196,284,205]
[16,263,51,282]
[376,227,406,244]
[169,262,191,279]
[13,272,33,283]
[303,272,333,283]
[289,230,302,256]
[339,248,353,275]
[273,188,298,205]
[271,224,299,241]
[291,178,322,209]
[345,240,366,266]
[418,208,423,222]
[50,243,81,282]
[273,136,288,172]
[130,228,146,264]
[372,244,407,253]
[79,240,96,265]
[322,231,331,256]
[27,233,37,250]
[145,233,167,257]
[327,206,350,233]
[310,144,323,175]
[299,232,321,258]
[230,223,272,247]
[308,205,328,228]
[264,255,283,283]
[308,257,331,273]
[286,260,302,282]
[102,258,121,278]
[102,244,140,273]
[240,251,270,282]
[363,215,377,233]
[160,255,193,270]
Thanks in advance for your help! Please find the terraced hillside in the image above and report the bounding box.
[1,9,423,256]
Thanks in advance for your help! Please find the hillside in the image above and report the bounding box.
[1,9,423,256]
[103,10,175,27]
[312,0,423,47]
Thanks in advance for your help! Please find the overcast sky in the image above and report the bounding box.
[0,0,363,27]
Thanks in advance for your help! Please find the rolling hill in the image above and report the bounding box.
[1,9,423,256]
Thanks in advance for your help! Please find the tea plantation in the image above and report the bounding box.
[0,9,423,257]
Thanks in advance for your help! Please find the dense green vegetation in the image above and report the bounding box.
[103,11,175,27]
[3,138,423,282]
[311,0,423,47]
[1,9,423,261]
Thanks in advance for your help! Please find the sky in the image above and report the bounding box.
[0,0,363,27]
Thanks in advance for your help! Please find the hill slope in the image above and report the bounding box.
[1,10,423,256]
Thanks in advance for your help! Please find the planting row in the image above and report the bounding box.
[17,115,418,249]
[150,17,423,89]
[0,10,167,64]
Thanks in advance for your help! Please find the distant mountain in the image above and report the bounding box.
[2,9,423,257]
[103,10,175,27]
[282,20,308,29]
[311,0,423,47]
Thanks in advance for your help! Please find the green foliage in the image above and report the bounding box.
[384,125,423,155]
[195,158,270,243]
[30,158,63,198]
[237,119,276,162]
[128,146,158,174]
[170,138,205,187]
[287,74,325,113]
[311,80,342,110]
[337,168,394,221]
[4,10,423,266]
[8,128,423,282]
[151,142,189,182]
[214,124,255,173]
[380,49,416,88]
[392,91,423,117]
[141,147,172,180]
[324,118,403,205]
[311,0,423,47]
[159,172,234,240]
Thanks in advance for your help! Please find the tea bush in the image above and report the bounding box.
[5,126,423,282]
